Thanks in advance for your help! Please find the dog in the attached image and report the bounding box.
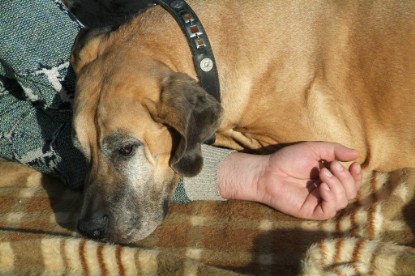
[70,0,415,244]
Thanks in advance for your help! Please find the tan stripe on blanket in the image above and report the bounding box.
[0,242,14,274]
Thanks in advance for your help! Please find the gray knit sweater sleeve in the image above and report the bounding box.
[182,145,234,201]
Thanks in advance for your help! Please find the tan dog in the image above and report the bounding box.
[71,0,415,244]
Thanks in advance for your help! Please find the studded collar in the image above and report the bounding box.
[154,0,221,103]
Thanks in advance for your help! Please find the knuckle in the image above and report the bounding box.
[348,190,357,199]
[326,210,336,219]
[338,199,348,210]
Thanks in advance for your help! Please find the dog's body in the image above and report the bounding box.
[71,0,415,243]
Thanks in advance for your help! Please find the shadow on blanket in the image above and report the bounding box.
[41,175,82,233]
[402,194,415,247]
[1,159,415,275]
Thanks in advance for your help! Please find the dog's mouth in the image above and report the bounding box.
[77,192,170,244]
[78,210,166,244]
[112,219,163,245]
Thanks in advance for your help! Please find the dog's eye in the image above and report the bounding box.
[118,144,135,156]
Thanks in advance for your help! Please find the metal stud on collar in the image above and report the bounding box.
[200,57,214,72]
[170,0,185,9]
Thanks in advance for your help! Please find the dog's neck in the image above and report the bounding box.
[154,0,220,145]
[154,0,220,103]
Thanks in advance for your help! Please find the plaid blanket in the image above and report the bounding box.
[2,1,415,274]
[1,159,415,275]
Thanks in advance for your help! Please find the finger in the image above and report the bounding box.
[329,161,358,201]
[308,142,359,162]
[319,166,348,210]
[314,183,337,220]
[349,162,362,191]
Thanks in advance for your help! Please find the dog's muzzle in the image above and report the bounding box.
[78,211,109,240]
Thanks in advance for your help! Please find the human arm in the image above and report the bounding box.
[182,142,362,220]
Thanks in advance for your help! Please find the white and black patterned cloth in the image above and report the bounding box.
[0,0,86,188]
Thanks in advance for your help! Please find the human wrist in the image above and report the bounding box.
[218,152,269,202]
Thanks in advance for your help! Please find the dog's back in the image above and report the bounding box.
[188,1,415,172]
[70,0,415,172]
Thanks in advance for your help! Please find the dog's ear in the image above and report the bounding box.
[70,27,113,75]
[151,72,223,177]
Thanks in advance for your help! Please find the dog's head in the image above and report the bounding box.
[70,27,222,244]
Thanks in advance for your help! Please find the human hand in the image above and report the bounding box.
[218,142,362,220]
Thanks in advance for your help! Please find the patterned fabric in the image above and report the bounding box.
[0,0,85,188]
[1,159,415,275]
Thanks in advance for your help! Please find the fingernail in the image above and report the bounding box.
[335,161,344,172]
[324,168,333,178]
[355,164,361,174]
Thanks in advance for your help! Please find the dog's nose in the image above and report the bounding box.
[78,213,109,240]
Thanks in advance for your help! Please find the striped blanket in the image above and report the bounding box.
[2,1,415,274]
[1,159,415,275]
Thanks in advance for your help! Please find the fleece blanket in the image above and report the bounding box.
[2,1,415,275]
[1,159,415,275]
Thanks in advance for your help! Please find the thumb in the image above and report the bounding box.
[310,142,360,162]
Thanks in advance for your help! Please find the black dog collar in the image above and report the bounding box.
[154,0,221,103]
[154,0,220,145]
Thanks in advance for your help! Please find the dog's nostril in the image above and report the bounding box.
[78,214,109,240]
